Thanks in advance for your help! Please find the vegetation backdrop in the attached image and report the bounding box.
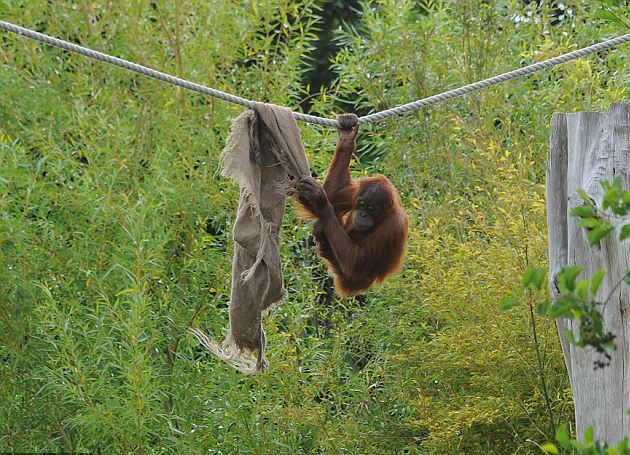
[0,0,628,453]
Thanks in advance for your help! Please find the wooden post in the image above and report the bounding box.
[547,103,630,444]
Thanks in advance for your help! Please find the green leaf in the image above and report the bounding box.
[593,10,626,25]
[591,269,606,295]
[566,329,591,348]
[558,266,582,293]
[548,300,575,318]
[556,424,570,448]
[621,224,630,241]
[601,177,629,215]
[499,298,521,312]
[571,205,596,218]
[524,267,546,290]
[569,440,583,450]
[579,218,601,229]
[541,442,559,454]
[577,189,593,204]
[537,301,549,316]
[576,279,589,301]
[523,269,534,288]
[532,268,546,290]
[583,426,594,445]
[587,224,614,245]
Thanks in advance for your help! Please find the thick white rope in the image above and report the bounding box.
[1,20,629,127]
[359,33,630,124]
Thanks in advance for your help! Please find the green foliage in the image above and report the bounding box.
[572,179,630,245]
[0,0,628,454]
[524,267,547,290]
[593,0,630,29]
[541,424,630,454]
[506,178,630,370]
[508,178,630,450]
[550,179,630,367]
[601,178,630,217]
[550,266,616,367]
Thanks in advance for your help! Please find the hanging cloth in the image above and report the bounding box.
[192,104,310,374]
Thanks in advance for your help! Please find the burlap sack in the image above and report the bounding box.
[192,104,310,373]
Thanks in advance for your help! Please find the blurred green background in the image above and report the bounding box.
[0,1,628,453]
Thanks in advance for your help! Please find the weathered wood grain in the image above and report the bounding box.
[547,103,630,443]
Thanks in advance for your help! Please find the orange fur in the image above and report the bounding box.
[296,147,408,296]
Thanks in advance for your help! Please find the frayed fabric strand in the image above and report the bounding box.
[192,104,310,374]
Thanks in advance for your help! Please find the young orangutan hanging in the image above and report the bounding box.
[296,114,409,296]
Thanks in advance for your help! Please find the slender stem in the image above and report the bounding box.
[174,0,186,112]
[600,270,630,307]
[521,205,556,437]
[528,295,556,437]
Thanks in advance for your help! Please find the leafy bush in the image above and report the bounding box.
[0,0,627,453]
